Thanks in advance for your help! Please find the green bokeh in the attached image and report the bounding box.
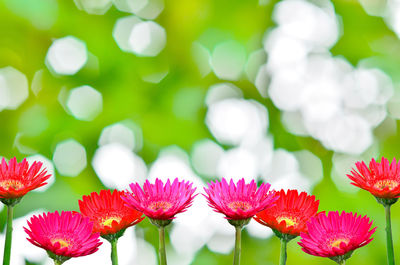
[0,0,399,264]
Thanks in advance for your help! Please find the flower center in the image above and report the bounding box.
[330,238,349,249]
[149,201,172,211]
[0,180,23,190]
[102,216,122,227]
[276,216,297,227]
[51,238,70,248]
[373,180,399,191]
[228,201,251,211]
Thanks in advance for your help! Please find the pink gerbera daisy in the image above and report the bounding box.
[122,178,196,224]
[203,178,278,222]
[24,211,102,264]
[203,178,278,265]
[299,211,376,264]
[122,178,196,265]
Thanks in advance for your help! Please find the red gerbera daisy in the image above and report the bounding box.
[122,178,196,226]
[0,157,50,205]
[203,178,278,222]
[254,189,319,238]
[79,189,144,240]
[299,211,376,264]
[24,211,102,264]
[347,157,400,200]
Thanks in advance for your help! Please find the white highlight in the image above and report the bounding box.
[46,36,88,75]
[53,139,87,177]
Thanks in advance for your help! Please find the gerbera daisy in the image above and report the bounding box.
[79,189,144,265]
[0,157,51,265]
[347,157,397,265]
[254,189,319,237]
[347,157,400,201]
[0,157,51,204]
[254,189,320,265]
[122,178,196,265]
[299,211,376,265]
[203,178,278,222]
[203,178,278,265]
[24,211,102,265]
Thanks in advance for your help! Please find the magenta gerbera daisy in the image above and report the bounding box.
[299,211,376,264]
[24,211,102,264]
[203,178,278,222]
[203,178,278,265]
[122,178,196,223]
[122,178,196,265]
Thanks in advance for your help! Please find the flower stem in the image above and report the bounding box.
[385,205,395,265]
[2,205,13,265]
[54,260,62,265]
[158,226,167,265]
[233,226,242,265]
[111,239,119,265]
[279,238,287,265]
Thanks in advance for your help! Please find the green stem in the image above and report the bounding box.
[111,239,119,265]
[158,226,167,265]
[279,238,287,265]
[54,260,62,265]
[233,226,242,265]
[2,206,13,265]
[385,205,395,265]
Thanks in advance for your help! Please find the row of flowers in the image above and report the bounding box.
[0,157,398,265]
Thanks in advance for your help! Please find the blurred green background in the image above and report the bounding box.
[1,0,400,264]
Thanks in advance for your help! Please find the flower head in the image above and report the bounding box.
[203,178,278,221]
[0,157,50,203]
[122,178,196,222]
[298,211,376,263]
[347,157,400,200]
[254,189,319,237]
[79,189,144,238]
[24,211,102,263]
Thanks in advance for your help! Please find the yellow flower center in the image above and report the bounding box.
[276,216,297,227]
[228,201,251,211]
[102,216,122,227]
[51,238,70,248]
[149,201,172,211]
[330,238,349,249]
[373,180,399,191]
[0,180,23,190]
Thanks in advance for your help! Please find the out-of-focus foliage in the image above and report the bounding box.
[0,0,400,264]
